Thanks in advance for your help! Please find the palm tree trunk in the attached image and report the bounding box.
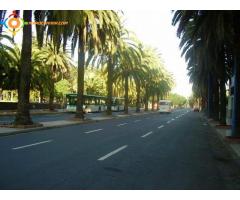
[49,80,55,111]
[136,80,140,112]
[151,94,155,111]
[14,10,33,125]
[207,73,214,118]
[106,57,113,115]
[39,86,44,103]
[75,26,85,119]
[144,85,149,111]
[219,59,227,125]
[157,93,160,110]
[213,78,219,121]
[0,88,2,101]
[231,54,240,136]
[124,73,129,114]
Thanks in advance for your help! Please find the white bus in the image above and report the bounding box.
[159,100,172,113]
[65,94,124,113]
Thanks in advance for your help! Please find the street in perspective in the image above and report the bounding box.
[1,10,240,190]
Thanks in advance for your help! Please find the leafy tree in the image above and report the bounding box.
[168,93,187,108]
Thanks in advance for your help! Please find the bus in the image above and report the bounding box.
[65,94,124,113]
[159,100,172,113]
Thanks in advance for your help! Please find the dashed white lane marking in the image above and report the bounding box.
[85,129,103,134]
[141,131,153,138]
[166,120,172,124]
[97,145,128,161]
[158,125,164,129]
[117,123,128,127]
[176,116,179,119]
[171,118,175,121]
[134,119,141,123]
[12,140,52,150]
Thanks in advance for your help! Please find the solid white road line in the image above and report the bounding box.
[97,145,128,161]
[85,129,103,134]
[141,131,153,138]
[134,119,141,123]
[158,125,164,129]
[117,123,128,127]
[12,140,52,150]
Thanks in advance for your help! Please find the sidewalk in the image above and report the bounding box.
[0,110,157,137]
[206,117,240,158]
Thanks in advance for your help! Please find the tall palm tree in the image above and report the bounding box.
[172,11,240,136]
[42,11,121,119]
[112,31,142,114]
[14,10,33,125]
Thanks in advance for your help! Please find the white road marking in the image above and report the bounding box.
[158,125,164,129]
[117,123,128,127]
[134,120,141,123]
[12,140,52,150]
[141,131,153,138]
[167,120,171,124]
[85,129,103,134]
[97,145,128,161]
[176,116,179,119]
[171,118,175,121]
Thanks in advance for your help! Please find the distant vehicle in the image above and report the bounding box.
[65,94,124,113]
[193,107,200,112]
[159,100,172,113]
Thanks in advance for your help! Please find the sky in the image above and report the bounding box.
[123,10,192,98]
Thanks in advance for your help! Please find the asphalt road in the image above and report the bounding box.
[0,108,240,189]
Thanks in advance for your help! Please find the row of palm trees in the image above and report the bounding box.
[172,11,240,137]
[0,10,174,126]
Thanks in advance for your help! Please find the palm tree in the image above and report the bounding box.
[112,31,142,114]
[172,11,240,134]
[36,42,73,110]
[42,11,121,119]
[0,34,16,100]
[14,10,33,125]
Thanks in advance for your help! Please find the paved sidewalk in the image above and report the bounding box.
[207,118,240,158]
[0,110,156,137]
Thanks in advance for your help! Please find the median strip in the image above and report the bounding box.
[12,140,52,150]
[141,131,153,138]
[84,129,103,134]
[97,145,128,161]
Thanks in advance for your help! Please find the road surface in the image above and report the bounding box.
[0,109,240,189]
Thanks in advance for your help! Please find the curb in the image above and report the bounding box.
[0,111,159,137]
